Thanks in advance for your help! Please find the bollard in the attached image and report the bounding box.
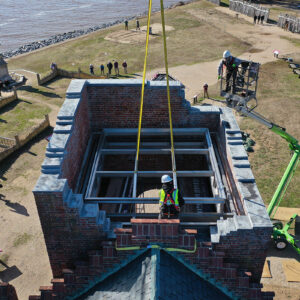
[14,135,20,147]
[193,95,197,105]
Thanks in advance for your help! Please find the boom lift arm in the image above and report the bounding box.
[231,104,300,254]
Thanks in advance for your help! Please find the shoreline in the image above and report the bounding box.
[2,1,192,59]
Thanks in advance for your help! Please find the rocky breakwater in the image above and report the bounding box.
[2,18,129,59]
[2,1,192,59]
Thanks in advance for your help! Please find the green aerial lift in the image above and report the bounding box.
[219,59,300,254]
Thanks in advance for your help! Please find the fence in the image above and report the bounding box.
[0,88,17,109]
[278,14,300,33]
[37,67,106,85]
[0,114,50,163]
[229,0,269,20]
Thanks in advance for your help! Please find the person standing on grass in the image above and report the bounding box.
[114,60,119,76]
[89,64,94,75]
[107,61,113,76]
[100,64,105,75]
[122,60,128,74]
[136,19,140,30]
[125,20,129,30]
[257,14,261,25]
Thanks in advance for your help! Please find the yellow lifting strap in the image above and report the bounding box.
[160,0,177,188]
[135,0,177,187]
[136,0,152,167]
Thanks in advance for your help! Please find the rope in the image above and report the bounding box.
[115,240,197,253]
[135,0,152,169]
[160,0,177,188]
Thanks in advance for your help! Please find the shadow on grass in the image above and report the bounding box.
[266,242,300,261]
[0,194,29,216]
[0,99,32,114]
[19,85,62,98]
[0,126,53,186]
[108,74,137,79]
[220,1,229,8]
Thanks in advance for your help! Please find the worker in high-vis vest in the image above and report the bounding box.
[159,175,184,219]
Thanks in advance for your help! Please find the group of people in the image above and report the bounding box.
[89,60,128,77]
[253,13,265,25]
[125,19,140,31]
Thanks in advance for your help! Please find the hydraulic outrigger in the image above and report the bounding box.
[219,60,300,254]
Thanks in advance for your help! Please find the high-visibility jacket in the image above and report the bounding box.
[159,189,179,208]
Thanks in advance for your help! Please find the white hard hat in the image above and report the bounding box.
[161,175,173,183]
[223,50,231,59]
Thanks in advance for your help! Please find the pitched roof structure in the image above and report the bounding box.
[79,249,231,300]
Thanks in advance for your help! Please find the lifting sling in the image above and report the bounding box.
[135,0,177,191]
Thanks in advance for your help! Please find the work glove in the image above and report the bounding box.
[218,75,221,80]
[232,64,236,68]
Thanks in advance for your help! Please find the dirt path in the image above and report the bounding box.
[147,7,300,100]
[0,74,61,300]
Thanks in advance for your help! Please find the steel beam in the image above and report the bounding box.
[99,148,209,155]
[96,170,214,177]
[205,131,226,200]
[85,134,105,198]
[106,142,206,148]
[85,197,225,204]
[103,128,208,136]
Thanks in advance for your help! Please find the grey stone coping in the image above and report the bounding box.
[57,98,81,120]
[221,107,240,132]
[216,107,273,237]
[66,80,87,98]
[190,105,221,114]
[42,157,63,169]
[56,119,73,126]
[53,124,73,134]
[33,174,67,193]
[229,144,248,160]
[47,133,70,152]
[238,182,272,228]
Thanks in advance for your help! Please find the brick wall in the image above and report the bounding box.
[86,82,220,131]
[34,184,106,277]
[61,89,90,190]
[0,283,18,300]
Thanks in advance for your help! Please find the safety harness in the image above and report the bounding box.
[160,189,179,211]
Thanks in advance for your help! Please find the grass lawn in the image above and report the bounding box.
[240,60,300,207]
[0,99,51,138]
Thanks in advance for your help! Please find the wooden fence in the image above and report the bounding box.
[37,67,106,85]
[278,14,300,33]
[0,114,50,163]
[0,88,17,109]
[229,0,269,20]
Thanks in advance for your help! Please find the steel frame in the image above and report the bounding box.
[85,128,226,209]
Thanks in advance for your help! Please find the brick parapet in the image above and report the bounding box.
[212,108,273,281]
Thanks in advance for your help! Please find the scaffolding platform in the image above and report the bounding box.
[220,60,260,109]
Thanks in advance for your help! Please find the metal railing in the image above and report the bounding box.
[278,14,300,33]
[229,0,269,20]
